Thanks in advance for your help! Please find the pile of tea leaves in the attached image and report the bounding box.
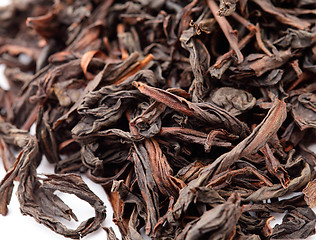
[0,0,316,239]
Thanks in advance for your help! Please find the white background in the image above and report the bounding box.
[0,0,316,239]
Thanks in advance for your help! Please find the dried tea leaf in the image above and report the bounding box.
[0,0,316,239]
[218,0,239,16]
[291,93,316,130]
[271,207,316,239]
[210,87,256,116]
[303,179,316,208]
[178,192,242,240]
[274,28,316,49]
[245,162,311,201]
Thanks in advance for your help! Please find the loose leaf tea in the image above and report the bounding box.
[0,0,316,239]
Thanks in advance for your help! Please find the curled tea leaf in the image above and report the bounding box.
[210,87,256,116]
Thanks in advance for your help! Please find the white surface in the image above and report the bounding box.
[0,0,11,7]
[0,65,9,90]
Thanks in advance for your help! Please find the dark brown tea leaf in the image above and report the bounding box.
[0,0,315,239]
